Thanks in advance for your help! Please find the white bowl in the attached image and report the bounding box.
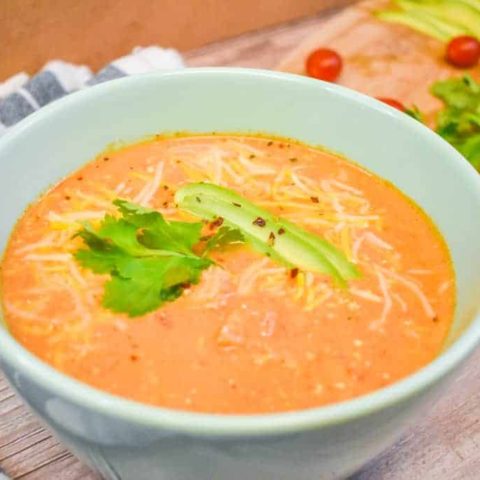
[0,68,479,480]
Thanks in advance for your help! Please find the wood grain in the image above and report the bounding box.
[277,0,480,121]
[192,0,479,123]
[1,3,480,479]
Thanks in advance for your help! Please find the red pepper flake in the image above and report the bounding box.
[64,195,71,200]
[289,157,298,163]
[279,143,285,149]
[278,227,286,235]
[432,315,439,323]
[162,201,169,208]
[268,231,275,245]
[253,217,266,227]
[267,141,273,146]
[130,354,139,362]
[163,185,169,190]
[290,268,299,279]
[310,196,319,203]
[210,217,224,229]
[76,176,83,181]
[249,154,256,159]
[103,156,109,162]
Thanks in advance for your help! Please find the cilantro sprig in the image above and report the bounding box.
[432,75,480,170]
[74,184,359,317]
[74,199,243,317]
[404,75,480,171]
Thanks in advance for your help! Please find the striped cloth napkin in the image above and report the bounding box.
[0,47,184,480]
[0,46,184,136]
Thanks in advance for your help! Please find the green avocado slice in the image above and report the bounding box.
[375,10,456,41]
[175,182,360,286]
[398,0,480,38]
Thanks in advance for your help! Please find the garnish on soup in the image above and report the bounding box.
[176,183,360,286]
[74,185,358,316]
[0,134,455,414]
[73,199,243,317]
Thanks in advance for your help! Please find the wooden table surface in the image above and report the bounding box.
[1,7,480,480]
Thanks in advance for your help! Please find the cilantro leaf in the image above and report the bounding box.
[406,76,480,171]
[113,199,203,253]
[431,75,480,171]
[74,199,217,317]
[458,133,480,170]
[93,216,152,255]
[74,223,126,273]
[103,256,210,316]
[405,105,424,123]
[102,276,174,317]
[432,75,480,111]
[203,226,244,255]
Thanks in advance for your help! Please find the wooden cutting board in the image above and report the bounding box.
[276,0,479,123]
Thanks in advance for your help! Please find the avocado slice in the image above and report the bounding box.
[458,0,480,14]
[398,0,480,38]
[175,182,360,286]
[375,10,452,41]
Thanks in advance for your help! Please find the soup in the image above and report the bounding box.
[0,134,455,414]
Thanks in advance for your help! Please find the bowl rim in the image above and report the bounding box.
[1,67,480,436]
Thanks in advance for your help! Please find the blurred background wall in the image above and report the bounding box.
[0,0,350,80]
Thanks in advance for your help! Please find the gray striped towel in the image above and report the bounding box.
[0,46,184,135]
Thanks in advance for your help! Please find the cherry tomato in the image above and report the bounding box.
[306,48,343,82]
[376,97,406,112]
[446,35,480,68]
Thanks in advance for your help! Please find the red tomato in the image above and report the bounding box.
[306,48,343,82]
[446,36,480,68]
[376,97,406,112]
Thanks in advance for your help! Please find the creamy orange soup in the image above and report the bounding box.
[0,134,455,413]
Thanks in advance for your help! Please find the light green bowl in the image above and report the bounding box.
[0,69,479,480]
